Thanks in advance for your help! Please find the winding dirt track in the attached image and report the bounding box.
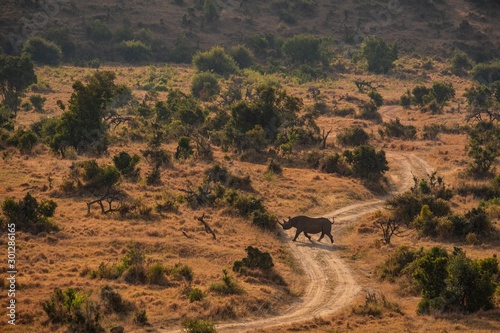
[162,152,434,333]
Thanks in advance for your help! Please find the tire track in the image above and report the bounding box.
[161,152,433,333]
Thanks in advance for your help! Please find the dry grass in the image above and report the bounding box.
[1,55,500,333]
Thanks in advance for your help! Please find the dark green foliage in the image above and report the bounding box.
[203,0,219,23]
[113,151,140,179]
[282,35,321,64]
[70,160,121,191]
[18,129,38,153]
[166,90,205,126]
[88,19,113,42]
[100,285,129,314]
[414,247,498,314]
[147,263,168,286]
[431,82,455,106]
[167,263,194,284]
[1,193,58,234]
[192,46,238,76]
[336,126,368,147]
[379,246,422,281]
[464,84,500,123]
[187,288,205,303]
[413,247,449,313]
[0,54,37,112]
[450,50,473,74]
[118,40,151,63]
[412,85,432,107]
[368,90,384,108]
[251,210,278,231]
[22,36,62,66]
[233,246,274,272]
[50,71,117,155]
[175,136,194,159]
[45,27,76,60]
[227,45,254,69]
[168,33,199,63]
[29,94,46,112]
[209,269,243,295]
[343,145,388,181]
[400,89,412,109]
[471,61,500,83]
[379,118,417,140]
[182,319,216,333]
[204,164,252,190]
[356,101,382,122]
[42,288,104,333]
[466,121,500,177]
[422,123,446,140]
[319,153,349,175]
[360,36,398,74]
[191,72,220,101]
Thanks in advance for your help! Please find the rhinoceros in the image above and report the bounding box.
[278,216,334,243]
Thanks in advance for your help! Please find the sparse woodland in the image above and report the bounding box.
[0,0,500,332]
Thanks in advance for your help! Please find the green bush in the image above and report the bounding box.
[251,210,278,231]
[233,246,274,272]
[209,269,244,295]
[167,263,194,284]
[29,94,46,112]
[337,126,369,147]
[192,46,238,76]
[71,160,121,190]
[133,309,149,326]
[113,151,140,179]
[356,101,382,122]
[379,118,417,140]
[379,246,422,281]
[22,36,62,66]
[42,288,104,333]
[472,61,500,83]
[187,288,205,303]
[228,44,254,69]
[87,19,112,42]
[400,90,412,109]
[118,40,151,63]
[360,36,398,74]
[147,263,168,286]
[1,193,58,234]
[100,285,129,313]
[282,34,322,64]
[191,72,220,101]
[175,136,194,159]
[343,145,389,181]
[18,130,38,153]
[450,50,473,74]
[368,90,384,107]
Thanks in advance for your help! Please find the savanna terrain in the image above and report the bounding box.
[0,1,500,333]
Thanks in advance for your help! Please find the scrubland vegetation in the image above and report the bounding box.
[1,0,500,332]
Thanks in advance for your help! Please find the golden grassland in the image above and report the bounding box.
[1,56,499,333]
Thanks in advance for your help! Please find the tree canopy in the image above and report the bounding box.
[0,54,37,113]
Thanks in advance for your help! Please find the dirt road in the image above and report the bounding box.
[162,152,434,333]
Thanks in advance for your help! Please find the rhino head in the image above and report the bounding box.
[278,217,294,230]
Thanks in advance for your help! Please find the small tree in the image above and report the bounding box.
[88,19,113,42]
[282,34,322,64]
[29,94,46,112]
[228,44,254,69]
[192,46,238,76]
[337,125,369,147]
[450,50,473,74]
[360,36,398,74]
[191,72,220,101]
[22,36,62,66]
[0,54,37,113]
[118,40,151,63]
[343,145,389,182]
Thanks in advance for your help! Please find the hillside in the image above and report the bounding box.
[1,0,499,62]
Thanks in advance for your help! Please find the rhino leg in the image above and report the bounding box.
[304,232,313,242]
[292,230,302,241]
[327,233,334,243]
[318,233,325,242]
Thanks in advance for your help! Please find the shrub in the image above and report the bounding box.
[18,130,38,153]
[1,193,58,234]
[29,94,46,112]
[471,61,500,84]
[227,44,254,69]
[251,210,278,231]
[187,288,205,303]
[182,319,216,333]
[337,126,369,147]
[266,158,282,175]
[319,153,349,175]
[412,85,432,106]
[368,90,384,107]
[88,19,112,42]
[147,263,168,286]
[133,309,149,326]
[118,40,151,63]
[71,160,121,190]
[42,288,104,332]
[379,118,417,140]
[412,205,437,237]
[22,36,62,66]
[113,151,140,179]
[100,285,128,313]
[209,269,244,295]
[167,263,194,284]
[192,46,238,76]
[343,145,389,181]
[450,50,473,74]
[191,72,220,101]
[282,34,322,64]
[233,246,274,272]
[431,82,455,106]
[400,90,412,109]
[360,36,398,74]
[356,101,382,122]
[379,246,422,281]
